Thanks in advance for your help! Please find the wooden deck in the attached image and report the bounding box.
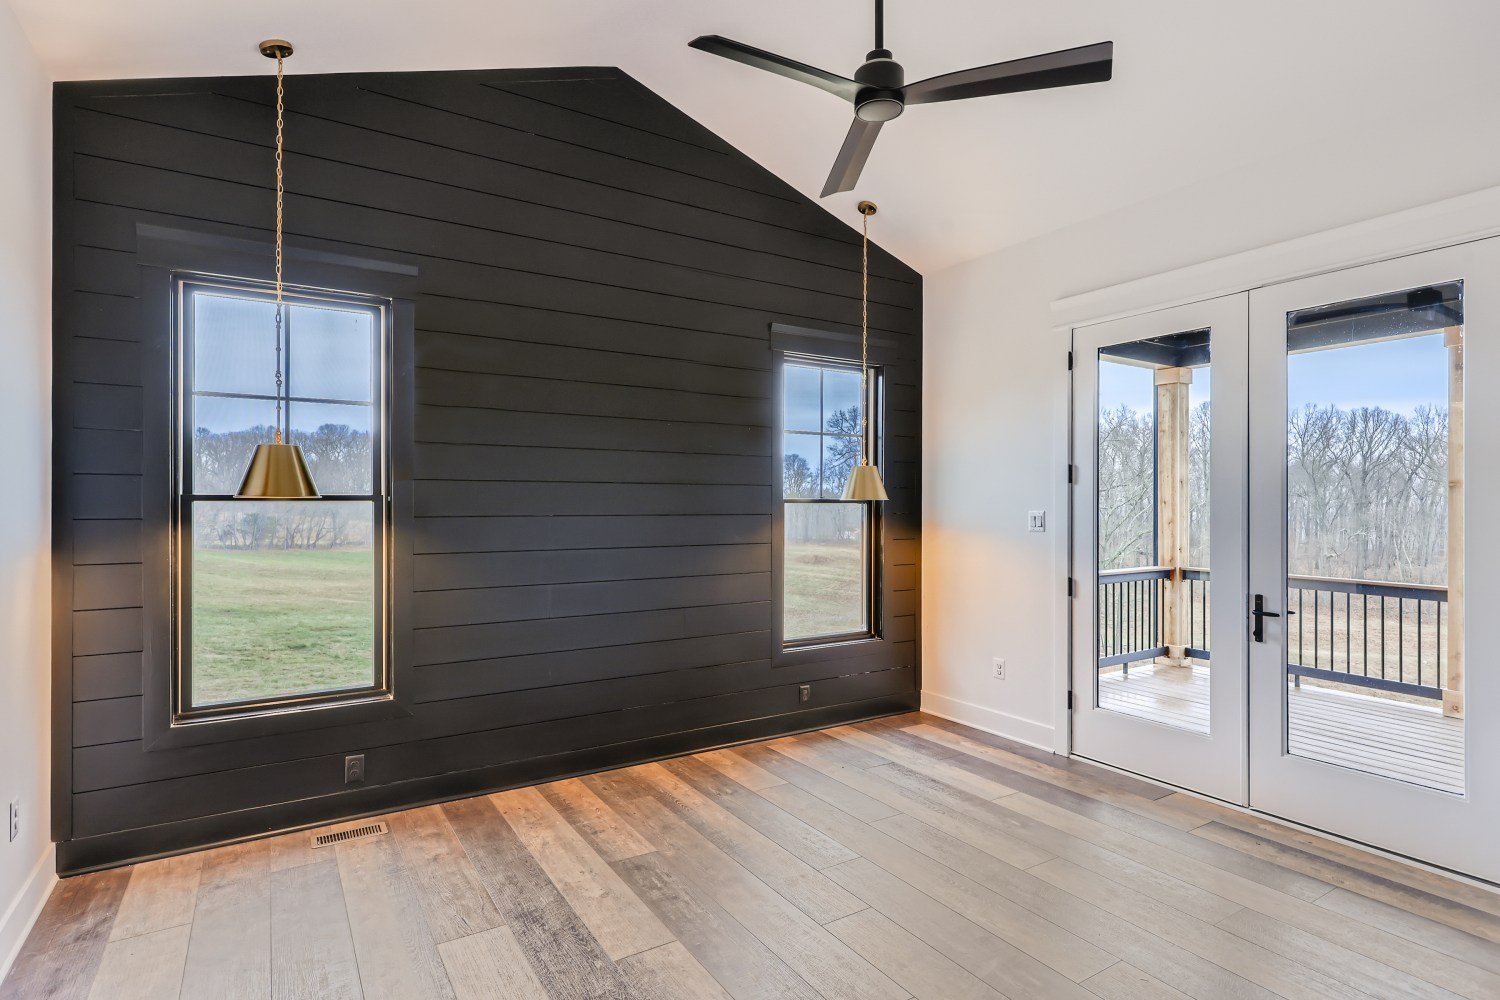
[1098,663,1465,794]
[6,712,1500,1000]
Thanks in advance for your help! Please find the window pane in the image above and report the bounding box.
[290,401,374,494]
[193,292,277,396]
[189,500,376,708]
[822,367,862,432]
[783,432,821,498]
[191,395,277,495]
[784,364,822,432]
[821,434,861,498]
[784,502,865,640]
[288,303,375,402]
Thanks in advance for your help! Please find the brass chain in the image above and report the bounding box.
[860,209,870,466]
[273,51,286,444]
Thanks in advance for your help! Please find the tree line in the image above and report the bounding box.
[1098,401,1450,584]
[783,406,864,545]
[192,423,374,551]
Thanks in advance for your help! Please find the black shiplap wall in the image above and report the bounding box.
[53,66,920,872]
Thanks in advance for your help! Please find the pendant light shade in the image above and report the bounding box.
[842,462,889,501]
[845,199,888,503]
[238,38,320,500]
[237,440,320,499]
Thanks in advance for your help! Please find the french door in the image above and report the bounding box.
[1071,295,1249,804]
[1074,238,1500,881]
[1248,239,1500,881]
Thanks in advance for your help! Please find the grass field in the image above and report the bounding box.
[191,547,375,706]
[784,543,865,640]
[191,540,861,704]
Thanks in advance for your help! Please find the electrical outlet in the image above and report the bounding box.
[992,658,1006,680]
[344,754,366,785]
[8,799,19,843]
[1027,510,1046,533]
[798,683,811,704]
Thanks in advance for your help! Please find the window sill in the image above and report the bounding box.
[775,633,885,668]
[146,691,412,752]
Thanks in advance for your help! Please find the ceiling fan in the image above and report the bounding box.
[689,0,1113,197]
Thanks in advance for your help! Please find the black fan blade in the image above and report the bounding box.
[904,41,1112,105]
[689,35,861,102]
[821,117,884,197]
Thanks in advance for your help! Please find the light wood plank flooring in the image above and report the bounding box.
[1098,663,1465,794]
[5,712,1499,999]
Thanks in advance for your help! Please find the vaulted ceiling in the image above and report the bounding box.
[13,0,1500,272]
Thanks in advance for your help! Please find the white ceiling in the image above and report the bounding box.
[12,0,1500,273]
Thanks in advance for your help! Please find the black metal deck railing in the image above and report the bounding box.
[1288,575,1447,700]
[1096,567,1167,669]
[1096,569,1447,700]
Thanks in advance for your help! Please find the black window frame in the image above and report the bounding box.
[171,274,393,724]
[778,351,884,651]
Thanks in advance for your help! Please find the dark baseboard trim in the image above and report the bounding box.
[56,693,919,875]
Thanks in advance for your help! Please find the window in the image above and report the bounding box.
[174,277,388,720]
[782,355,879,645]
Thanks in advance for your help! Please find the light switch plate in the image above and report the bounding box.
[1027,510,1047,533]
[8,799,18,843]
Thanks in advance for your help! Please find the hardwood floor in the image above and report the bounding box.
[5,712,1499,999]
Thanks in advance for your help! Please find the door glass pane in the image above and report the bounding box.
[1095,329,1212,733]
[189,500,377,708]
[1284,282,1464,794]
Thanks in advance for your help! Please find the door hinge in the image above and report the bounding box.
[1067,464,1075,485]
[1067,350,1074,371]
[1067,577,1075,598]
[1067,690,1075,710]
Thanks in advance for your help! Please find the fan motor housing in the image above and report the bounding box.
[855,49,905,121]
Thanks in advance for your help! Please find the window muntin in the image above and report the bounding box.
[175,278,389,719]
[782,357,878,645]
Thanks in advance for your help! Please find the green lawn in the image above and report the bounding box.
[784,543,865,640]
[191,540,861,704]
[191,547,375,706]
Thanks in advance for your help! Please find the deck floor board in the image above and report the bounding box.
[1097,663,1465,794]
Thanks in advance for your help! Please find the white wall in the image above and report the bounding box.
[921,105,1500,751]
[0,0,51,978]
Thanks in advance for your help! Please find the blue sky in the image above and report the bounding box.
[1098,331,1447,416]
[192,293,375,434]
[1288,334,1446,414]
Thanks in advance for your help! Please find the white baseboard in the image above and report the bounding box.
[919,690,1056,752]
[0,849,55,983]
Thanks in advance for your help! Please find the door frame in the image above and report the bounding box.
[1057,187,1500,880]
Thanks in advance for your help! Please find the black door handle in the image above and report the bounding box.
[1251,593,1286,643]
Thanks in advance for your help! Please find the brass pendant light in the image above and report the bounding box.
[842,200,889,502]
[237,39,320,500]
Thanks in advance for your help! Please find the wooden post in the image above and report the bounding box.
[1156,366,1192,667]
[1444,325,1464,718]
